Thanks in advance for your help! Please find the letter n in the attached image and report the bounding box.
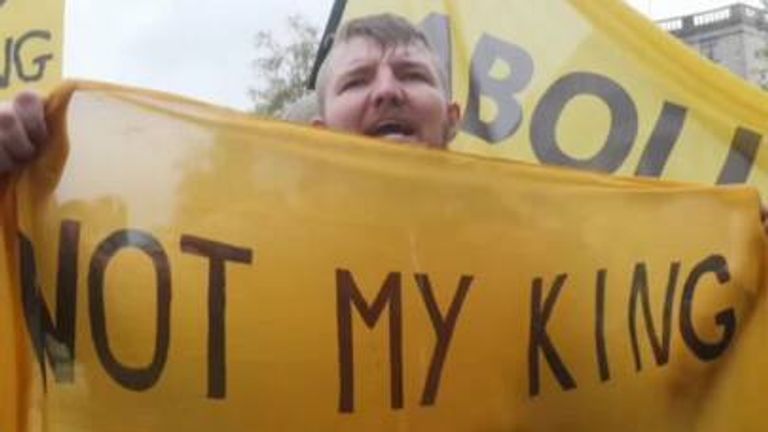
[19,221,81,386]
[628,262,679,371]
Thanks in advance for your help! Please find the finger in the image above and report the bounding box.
[13,90,47,148]
[0,106,35,161]
[0,133,19,174]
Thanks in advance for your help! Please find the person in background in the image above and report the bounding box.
[280,92,318,123]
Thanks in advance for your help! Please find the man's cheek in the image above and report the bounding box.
[335,100,366,132]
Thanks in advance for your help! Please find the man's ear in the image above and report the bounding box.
[311,117,326,127]
[445,102,462,142]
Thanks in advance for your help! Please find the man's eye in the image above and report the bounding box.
[340,79,365,91]
[403,71,432,84]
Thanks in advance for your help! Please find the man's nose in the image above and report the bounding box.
[371,69,405,108]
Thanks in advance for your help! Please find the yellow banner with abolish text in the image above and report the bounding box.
[1,82,768,431]
[339,0,768,191]
[0,0,64,99]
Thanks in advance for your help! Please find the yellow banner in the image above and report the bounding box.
[1,81,767,431]
[340,0,768,191]
[0,0,64,99]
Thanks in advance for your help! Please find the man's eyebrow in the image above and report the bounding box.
[390,59,436,75]
[391,59,438,83]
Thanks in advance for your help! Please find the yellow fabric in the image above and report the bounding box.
[0,81,766,430]
[0,2,64,428]
[0,0,64,99]
[343,0,768,191]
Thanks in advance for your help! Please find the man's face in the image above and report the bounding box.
[315,37,460,149]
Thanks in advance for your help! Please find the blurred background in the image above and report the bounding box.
[61,0,768,113]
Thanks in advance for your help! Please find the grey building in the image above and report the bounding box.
[658,3,768,86]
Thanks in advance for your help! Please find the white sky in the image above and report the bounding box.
[62,0,766,110]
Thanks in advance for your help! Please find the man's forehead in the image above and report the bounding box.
[330,37,434,71]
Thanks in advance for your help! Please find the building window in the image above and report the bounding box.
[700,39,718,61]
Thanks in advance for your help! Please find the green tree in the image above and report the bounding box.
[249,14,320,116]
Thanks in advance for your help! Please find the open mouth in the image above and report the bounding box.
[366,121,417,141]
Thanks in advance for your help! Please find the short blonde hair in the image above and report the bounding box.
[315,13,450,114]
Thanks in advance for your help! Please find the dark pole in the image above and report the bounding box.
[308,0,348,89]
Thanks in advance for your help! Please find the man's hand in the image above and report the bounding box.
[0,91,47,173]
